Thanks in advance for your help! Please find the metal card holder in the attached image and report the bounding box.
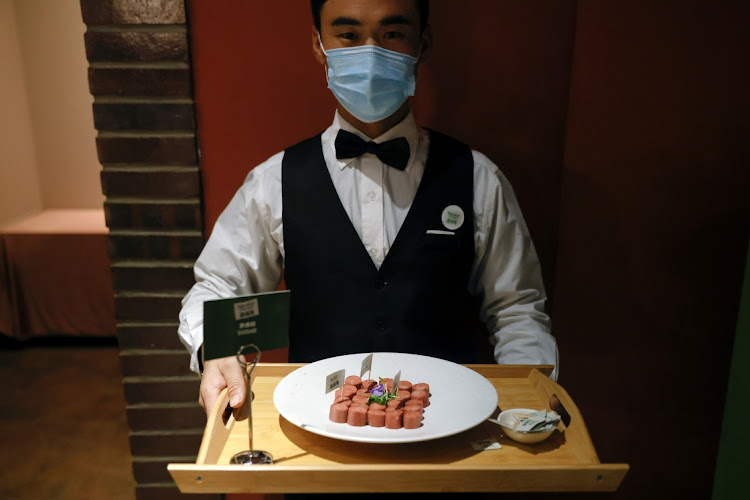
[229,344,273,465]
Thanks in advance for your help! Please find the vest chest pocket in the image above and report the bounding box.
[422,231,461,257]
[417,230,471,281]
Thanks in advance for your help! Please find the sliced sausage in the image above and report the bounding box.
[398,380,412,392]
[411,389,430,407]
[385,408,403,429]
[329,403,349,423]
[352,394,371,404]
[412,383,430,394]
[396,390,411,401]
[386,398,405,410]
[345,375,362,389]
[361,379,377,391]
[403,407,423,429]
[335,384,357,399]
[404,399,423,410]
[347,405,368,426]
[367,409,386,427]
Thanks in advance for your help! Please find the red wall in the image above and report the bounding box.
[554,1,750,496]
[188,0,334,235]
[188,1,749,497]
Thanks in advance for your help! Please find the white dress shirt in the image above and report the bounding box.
[178,111,559,378]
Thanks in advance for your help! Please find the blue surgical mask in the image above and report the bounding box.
[319,34,418,123]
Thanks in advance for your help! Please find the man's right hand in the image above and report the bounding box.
[199,355,247,416]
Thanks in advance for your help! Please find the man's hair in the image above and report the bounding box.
[310,0,430,33]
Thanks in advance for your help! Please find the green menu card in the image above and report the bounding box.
[202,290,290,361]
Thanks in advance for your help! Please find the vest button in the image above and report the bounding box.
[375,319,386,332]
[375,279,387,289]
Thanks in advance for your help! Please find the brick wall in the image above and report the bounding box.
[79,1,215,498]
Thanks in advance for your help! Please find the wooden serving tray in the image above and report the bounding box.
[168,364,628,493]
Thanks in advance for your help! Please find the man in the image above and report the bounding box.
[179,0,558,416]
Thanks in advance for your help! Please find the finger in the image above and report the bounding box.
[200,360,227,415]
[201,383,220,416]
[223,358,247,408]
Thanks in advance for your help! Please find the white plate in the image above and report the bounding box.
[272,352,499,444]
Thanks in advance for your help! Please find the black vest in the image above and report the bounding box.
[282,130,487,363]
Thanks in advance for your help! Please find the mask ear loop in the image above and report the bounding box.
[412,36,424,85]
[415,30,426,63]
[317,31,331,82]
[317,30,328,56]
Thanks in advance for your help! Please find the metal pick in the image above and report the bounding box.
[229,343,273,465]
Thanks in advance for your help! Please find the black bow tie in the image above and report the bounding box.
[335,129,410,171]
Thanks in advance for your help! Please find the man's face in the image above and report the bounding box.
[313,0,429,62]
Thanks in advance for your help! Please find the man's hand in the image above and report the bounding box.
[199,355,247,416]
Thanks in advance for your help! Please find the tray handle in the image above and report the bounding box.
[549,393,572,427]
[528,369,600,463]
[196,388,236,465]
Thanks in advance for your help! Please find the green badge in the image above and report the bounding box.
[441,204,465,230]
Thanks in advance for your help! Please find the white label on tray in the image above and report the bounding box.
[325,369,345,394]
[360,353,373,378]
[471,439,502,451]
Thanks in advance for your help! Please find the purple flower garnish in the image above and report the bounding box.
[369,383,385,396]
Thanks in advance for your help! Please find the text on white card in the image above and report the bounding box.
[325,369,345,394]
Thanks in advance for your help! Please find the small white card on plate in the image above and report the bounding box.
[360,353,373,378]
[325,369,345,394]
[393,370,401,394]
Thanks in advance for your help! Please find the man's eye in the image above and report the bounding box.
[339,32,357,40]
[383,31,404,40]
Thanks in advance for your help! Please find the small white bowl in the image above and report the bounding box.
[497,408,557,444]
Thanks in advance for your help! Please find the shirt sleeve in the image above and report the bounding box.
[178,153,285,374]
[469,151,560,380]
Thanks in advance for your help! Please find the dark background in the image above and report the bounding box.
[187,0,750,497]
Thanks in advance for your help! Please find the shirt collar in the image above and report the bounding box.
[329,110,420,172]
